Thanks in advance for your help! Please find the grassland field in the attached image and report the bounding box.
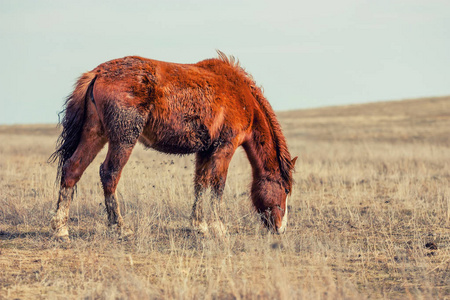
[0,96,449,299]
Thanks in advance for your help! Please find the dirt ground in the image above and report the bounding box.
[1,96,449,299]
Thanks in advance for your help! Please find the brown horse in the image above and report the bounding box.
[50,51,297,241]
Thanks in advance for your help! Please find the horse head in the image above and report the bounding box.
[251,157,297,234]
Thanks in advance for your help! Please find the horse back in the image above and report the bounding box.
[90,56,256,153]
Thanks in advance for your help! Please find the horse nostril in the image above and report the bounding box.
[276,226,286,234]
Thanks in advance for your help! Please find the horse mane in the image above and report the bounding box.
[216,50,294,189]
[216,50,240,69]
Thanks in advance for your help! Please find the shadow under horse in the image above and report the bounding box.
[49,51,297,242]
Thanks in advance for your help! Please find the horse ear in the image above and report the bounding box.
[291,156,298,169]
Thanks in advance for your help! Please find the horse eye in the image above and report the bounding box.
[284,188,289,194]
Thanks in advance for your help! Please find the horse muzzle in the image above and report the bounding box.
[262,205,288,234]
[274,205,288,234]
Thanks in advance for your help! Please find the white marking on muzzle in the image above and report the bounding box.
[278,196,288,234]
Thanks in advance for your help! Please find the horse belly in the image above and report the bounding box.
[140,117,212,155]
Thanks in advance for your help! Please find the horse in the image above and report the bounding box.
[49,51,297,242]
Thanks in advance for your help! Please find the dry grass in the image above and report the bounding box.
[1,96,449,299]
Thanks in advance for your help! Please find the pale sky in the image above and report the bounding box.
[1,0,449,124]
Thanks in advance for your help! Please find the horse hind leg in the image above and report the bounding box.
[52,125,107,242]
[99,143,136,239]
[99,105,146,239]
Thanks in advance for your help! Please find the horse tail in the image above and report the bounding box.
[49,72,97,181]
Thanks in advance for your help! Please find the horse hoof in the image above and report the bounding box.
[52,223,70,242]
[192,219,209,235]
[119,227,135,241]
[210,220,227,238]
[54,234,71,243]
[109,224,134,241]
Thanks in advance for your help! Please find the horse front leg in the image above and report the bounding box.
[191,184,210,235]
[191,144,236,236]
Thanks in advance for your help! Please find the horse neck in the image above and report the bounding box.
[243,125,281,182]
